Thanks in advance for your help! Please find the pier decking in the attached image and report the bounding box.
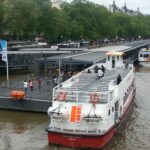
[0,76,53,113]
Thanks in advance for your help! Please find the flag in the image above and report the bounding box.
[0,40,7,62]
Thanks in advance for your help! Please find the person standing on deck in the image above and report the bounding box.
[87,69,91,73]
[101,65,105,73]
[94,65,99,73]
[98,69,103,79]
[117,74,122,85]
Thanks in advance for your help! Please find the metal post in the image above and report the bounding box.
[6,58,9,87]
[1,40,9,87]
[58,59,61,84]
[69,57,72,73]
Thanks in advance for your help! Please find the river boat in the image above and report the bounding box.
[138,48,150,66]
[46,51,136,149]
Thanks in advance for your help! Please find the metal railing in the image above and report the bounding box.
[0,75,54,101]
[53,89,109,104]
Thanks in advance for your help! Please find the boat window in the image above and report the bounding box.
[108,56,110,61]
[140,54,143,57]
[117,56,119,61]
[108,109,111,116]
[144,54,148,57]
[120,106,122,113]
[123,96,126,104]
[112,107,114,112]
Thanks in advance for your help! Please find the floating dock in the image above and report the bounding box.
[0,97,51,113]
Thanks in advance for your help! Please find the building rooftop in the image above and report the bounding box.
[109,1,141,16]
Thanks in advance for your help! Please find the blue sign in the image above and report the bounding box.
[0,40,7,51]
[0,40,7,62]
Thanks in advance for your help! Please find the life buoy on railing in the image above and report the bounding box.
[90,93,100,105]
[10,90,25,100]
[57,90,67,101]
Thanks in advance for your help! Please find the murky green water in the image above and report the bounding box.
[0,66,150,150]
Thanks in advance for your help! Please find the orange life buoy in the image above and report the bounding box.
[17,91,25,100]
[57,90,67,101]
[11,91,18,99]
[90,93,100,105]
[10,90,25,100]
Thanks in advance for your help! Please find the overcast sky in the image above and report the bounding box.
[66,0,150,15]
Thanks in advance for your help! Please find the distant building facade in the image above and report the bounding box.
[51,0,65,9]
[109,1,141,16]
[109,1,121,13]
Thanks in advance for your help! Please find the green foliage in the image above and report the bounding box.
[0,0,150,41]
[0,2,5,36]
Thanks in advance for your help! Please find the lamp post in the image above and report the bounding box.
[69,57,72,73]
[58,59,61,84]
[42,53,47,76]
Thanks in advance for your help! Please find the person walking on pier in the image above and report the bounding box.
[29,80,33,91]
[23,80,28,92]
[37,78,41,90]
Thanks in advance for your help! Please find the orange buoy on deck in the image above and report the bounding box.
[10,90,25,100]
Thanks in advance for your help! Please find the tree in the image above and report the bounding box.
[0,0,150,41]
[0,2,5,37]
[3,0,41,40]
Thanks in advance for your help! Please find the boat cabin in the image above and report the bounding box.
[105,51,124,70]
[138,48,150,62]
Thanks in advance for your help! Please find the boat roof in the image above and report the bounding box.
[140,49,150,52]
[106,51,124,56]
[39,51,106,65]
[139,48,150,54]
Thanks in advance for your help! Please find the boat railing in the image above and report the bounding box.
[53,70,86,90]
[53,63,105,91]
[49,126,107,135]
[53,89,109,103]
[108,80,115,86]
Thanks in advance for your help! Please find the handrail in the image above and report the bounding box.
[54,89,108,95]
[53,89,108,103]
[53,70,83,90]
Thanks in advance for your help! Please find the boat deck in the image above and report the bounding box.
[54,67,131,103]
[85,68,130,91]
[59,67,130,93]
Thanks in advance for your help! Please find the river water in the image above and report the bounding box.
[0,66,150,150]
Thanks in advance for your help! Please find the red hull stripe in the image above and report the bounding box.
[48,128,117,149]
[120,88,136,123]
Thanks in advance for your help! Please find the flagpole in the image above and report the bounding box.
[6,56,9,87]
[58,59,61,84]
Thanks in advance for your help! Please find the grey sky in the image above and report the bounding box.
[66,0,150,14]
